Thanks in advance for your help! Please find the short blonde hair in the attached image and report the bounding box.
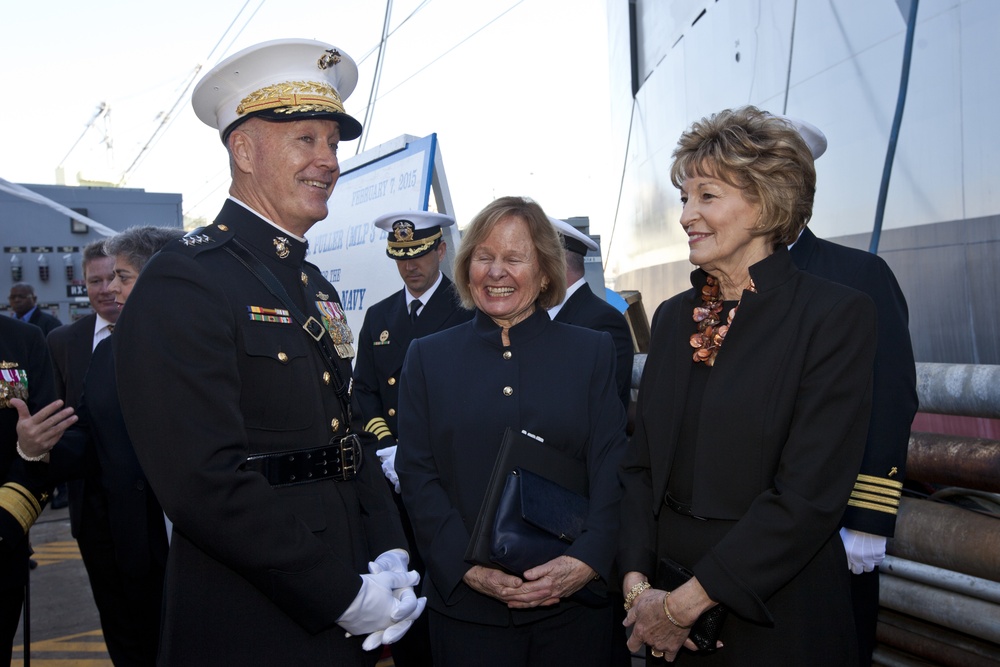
[670,106,816,245]
[454,196,567,310]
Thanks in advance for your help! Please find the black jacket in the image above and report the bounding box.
[114,200,407,666]
[552,282,634,412]
[790,227,917,536]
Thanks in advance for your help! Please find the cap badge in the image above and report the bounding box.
[318,49,342,70]
[392,220,415,243]
[274,237,291,259]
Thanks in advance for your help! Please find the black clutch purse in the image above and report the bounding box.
[654,557,727,655]
[489,467,589,574]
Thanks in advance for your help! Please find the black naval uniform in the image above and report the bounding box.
[114,199,407,666]
[354,276,472,446]
[790,226,917,665]
[0,317,55,664]
[352,276,472,667]
[551,282,634,412]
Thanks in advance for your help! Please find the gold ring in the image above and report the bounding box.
[651,648,664,658]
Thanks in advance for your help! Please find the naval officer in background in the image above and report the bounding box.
[353,210,472,667]
[547,217,634,413]
[782,115,917,667]
[112,39,422,666]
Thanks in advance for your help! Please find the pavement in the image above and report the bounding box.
[12,504,111,666]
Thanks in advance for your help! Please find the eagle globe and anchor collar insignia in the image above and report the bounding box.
[0,362,29,408]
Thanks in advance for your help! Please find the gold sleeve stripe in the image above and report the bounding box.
[0,483,42,534]
[856,474,904,489]
[848,499,899,515]
[364,417,394,441]
[850,491,900,507]
[853,483,903,499]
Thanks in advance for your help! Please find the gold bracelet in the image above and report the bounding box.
[624,581,651,611]
[663,591,693,629]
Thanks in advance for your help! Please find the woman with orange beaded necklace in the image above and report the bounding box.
[619,106,876,665]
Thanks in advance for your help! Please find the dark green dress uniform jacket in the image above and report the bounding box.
[396,309,628,627]
[353,275,472,445]
[114,200,406,667]
[790,227,917,536]
[619,248,876,664]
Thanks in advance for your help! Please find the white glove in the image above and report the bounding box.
[360,584,427,649]
[840,527,887,574]
[369,548,409,575]
[337,569,421,646]
[376,444,400,493]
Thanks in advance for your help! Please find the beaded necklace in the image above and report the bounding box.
[689,275,757,366]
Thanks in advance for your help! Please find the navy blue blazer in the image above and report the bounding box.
[790,227,917,536]
[552,282,634,412]
[396,309,628,626]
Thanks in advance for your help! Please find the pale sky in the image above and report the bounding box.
[2,0,614,233]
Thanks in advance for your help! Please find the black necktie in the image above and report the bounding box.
[409,299,422,323]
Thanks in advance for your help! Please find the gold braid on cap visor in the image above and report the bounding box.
[386,230,442,258]
[236,80,346,117]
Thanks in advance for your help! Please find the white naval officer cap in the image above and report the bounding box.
[373,210,456,259]
[772,114,828,160]
[548,216,598,256]
[192,38,362,143]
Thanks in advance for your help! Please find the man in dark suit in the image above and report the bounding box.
[783,116,918,667]
[46,240,121,604]
[8,282,62,335]
[0,318,69,664]
[112,39,420,666]
[547,217,634,412]
[353,210,473,667]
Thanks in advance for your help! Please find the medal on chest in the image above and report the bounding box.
[0,362,29,408]
[315,300,355,359]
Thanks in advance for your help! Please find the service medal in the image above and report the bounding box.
[315,300,355,359]
[0,365,29,409]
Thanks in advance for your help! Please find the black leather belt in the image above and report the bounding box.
[664,492,707,520]
[244,435,362,487]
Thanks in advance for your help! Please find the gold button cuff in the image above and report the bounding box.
[387,377,396,386]
[503,351,512,360]
[388,408,396,417]
[502,386,513,396]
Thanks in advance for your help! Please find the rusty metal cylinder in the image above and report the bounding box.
[915,362,1000,418]
[908,432,1000,492]
[877,609,1000,666]
[888,498,1000,583]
